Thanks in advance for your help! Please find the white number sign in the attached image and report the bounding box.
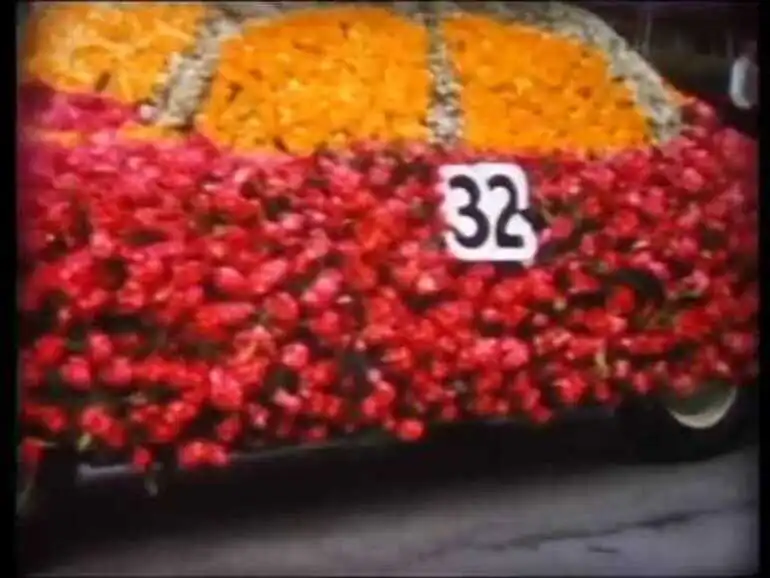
[438,163,538,262]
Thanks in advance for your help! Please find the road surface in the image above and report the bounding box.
[22,420,758,576]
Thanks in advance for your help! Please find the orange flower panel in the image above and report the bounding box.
[197,7,431,154]
[21,2,206,104]
[442,14,652,153]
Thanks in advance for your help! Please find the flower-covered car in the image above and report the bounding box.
[17,2,757,519]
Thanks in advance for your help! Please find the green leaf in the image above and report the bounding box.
[77,434,92,452]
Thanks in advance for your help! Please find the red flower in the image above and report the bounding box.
[17,115,757,455]
[61,356,92,391]
[281,342,310,371]
[33,335,66,367]
[531,405,553,424]
[500,338,531,369]
[607,286,637,316]
[250,259,290,296]
[722,332,755,358]
[209,367,244,412]
[215,416,243,444]
[20,438,45,470]
[100,356,134,388]
[675,308,713,340]
[87,332,114,365]
[264,292,300,325]
[576,309,627,337]
[132,447,153,472]
[213,267,249,299]
[310,310,345,345]
[178,440,229,469]
[553,373,587,406]
[79,404,113,438]
[303,425,329,443]
[565,337,604,361]
[302,270,343,309]
[608,209,640,239]
[678,166,706,194]
[39,406,68,434]
[544,216,574,243]
[630,371,653,395]
[395,419,425,442]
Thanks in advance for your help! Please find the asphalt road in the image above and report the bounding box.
[21,420,758,576]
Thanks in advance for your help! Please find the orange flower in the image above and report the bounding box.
[442,14,652,153]
[197,7,431,154]
[21,2,206,104]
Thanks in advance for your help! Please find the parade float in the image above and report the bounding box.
[17,2,757,513]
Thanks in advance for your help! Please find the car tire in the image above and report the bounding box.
[617,381,757,463]
[17,449,78,525]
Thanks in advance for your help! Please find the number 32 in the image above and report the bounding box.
[438,163,538,262]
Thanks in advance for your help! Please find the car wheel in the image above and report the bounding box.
[16,455,38,523]
[618,381,757,463]
[17,450,78,525]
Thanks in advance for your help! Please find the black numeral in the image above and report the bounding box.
[487,175,525,248]
[449,175,489,249]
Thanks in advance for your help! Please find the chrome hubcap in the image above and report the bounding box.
[663,382,738,430]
